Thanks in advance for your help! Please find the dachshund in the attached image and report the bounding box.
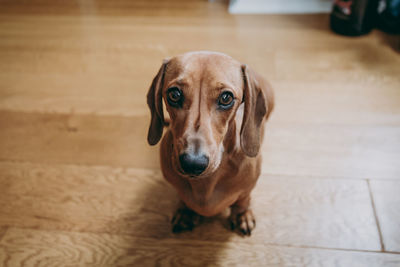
[146,51,274,235]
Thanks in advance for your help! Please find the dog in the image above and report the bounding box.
[146,51,274,236]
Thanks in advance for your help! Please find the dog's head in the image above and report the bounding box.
[147,51,273,177]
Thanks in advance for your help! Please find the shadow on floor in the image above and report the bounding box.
[110,167,236,265]
[376,30,400,53]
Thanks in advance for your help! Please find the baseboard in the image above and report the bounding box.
[228,0,333,14]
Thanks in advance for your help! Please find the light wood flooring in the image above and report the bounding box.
[0,0,400,266]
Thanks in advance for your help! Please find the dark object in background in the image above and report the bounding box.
[330,0,379,36]
[376,0,400,34]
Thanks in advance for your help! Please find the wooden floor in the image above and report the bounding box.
[1,0,400,266]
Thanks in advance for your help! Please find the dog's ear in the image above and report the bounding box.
[240,64,274,157]
[147,59,169,145]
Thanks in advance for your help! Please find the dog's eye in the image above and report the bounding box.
[218,91,234,109]
[167,87,183,107]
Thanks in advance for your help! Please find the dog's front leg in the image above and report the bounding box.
[171,201,203,233]
[229,195,256,236]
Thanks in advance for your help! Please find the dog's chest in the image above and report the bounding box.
[183,179,241,216]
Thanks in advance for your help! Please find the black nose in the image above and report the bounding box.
[179,153,209,175]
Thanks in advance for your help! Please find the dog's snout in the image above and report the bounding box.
[179,153,209,176]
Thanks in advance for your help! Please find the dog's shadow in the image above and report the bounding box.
[110,166,237,266]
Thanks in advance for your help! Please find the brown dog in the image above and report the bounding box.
[147,51,274,235]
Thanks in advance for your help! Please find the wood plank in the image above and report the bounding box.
[2,110,399,179]
[269,80,400,126]
[262,124,400,179]
[0,110,159,169]
[1,228,399,267]
[0,161,176,238]
[0,161,381,250]
[0,0,226,16]
[274,43,400,82]
[370,180,400,252]
[251,175,380,250]
[1,75,399,124]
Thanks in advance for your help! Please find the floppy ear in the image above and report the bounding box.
[147,59,169,145]
[240,64,274,157]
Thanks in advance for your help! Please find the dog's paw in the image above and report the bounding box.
[171,208,202,233]
[229,209,256,236]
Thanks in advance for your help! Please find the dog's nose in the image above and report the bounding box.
[179,153,209,175]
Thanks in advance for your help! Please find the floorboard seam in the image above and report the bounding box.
[367,179,385,252]
[262,242,400,255]
[261,171,400,181]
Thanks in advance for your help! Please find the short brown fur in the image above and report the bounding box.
[147,51,274,235]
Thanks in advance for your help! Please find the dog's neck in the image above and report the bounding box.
[187,175,219,204]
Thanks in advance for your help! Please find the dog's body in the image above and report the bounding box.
[147,51,274,235]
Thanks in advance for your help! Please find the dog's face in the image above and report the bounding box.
[147,52,270,178]
[163,52,243,177]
